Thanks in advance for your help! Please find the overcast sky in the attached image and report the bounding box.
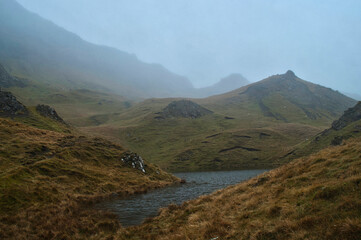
[16,0,361,93]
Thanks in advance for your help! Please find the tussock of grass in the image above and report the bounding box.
[0,118,179,239]
[117,137,361,240]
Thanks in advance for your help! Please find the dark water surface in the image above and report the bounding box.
[97,169,267,227]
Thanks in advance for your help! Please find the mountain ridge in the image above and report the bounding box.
[0,0,194,98]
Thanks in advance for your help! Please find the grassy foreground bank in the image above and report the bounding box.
[0,118,179,239]
[118,136,361,240]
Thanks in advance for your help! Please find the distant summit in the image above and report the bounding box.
[285,70,296,77]
[238,70,356,120]
[197,73,249,97]
[204,71,356,124]
[156,100,213,119]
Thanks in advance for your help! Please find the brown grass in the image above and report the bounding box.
[116,137,361,240]
[0,118,179,239]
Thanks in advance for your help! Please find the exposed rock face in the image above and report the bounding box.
[36,104,64,123]
[121,152,146,173]
[0,90,28,116]
[158,100,213,119]
[332,102,361,130]
[0,64,26,88]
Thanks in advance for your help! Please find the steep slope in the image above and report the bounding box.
[77,71,354,172]
[0,0,193,98]
[196,73,250,97]
[119,135,361,240]
[278,101,361,164]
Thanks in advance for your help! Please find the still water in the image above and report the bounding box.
[97,169,267,227]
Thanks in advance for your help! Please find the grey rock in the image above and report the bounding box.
[332,102,361,130]
[36,104,65,123]
[121,152,146,173]
[0,90,28,117]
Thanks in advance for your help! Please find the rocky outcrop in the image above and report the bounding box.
[121,152,146,173]
[0,64,26,88]
[0,90,28,117]
[36,104,65,123]
[331,102,361,130]
[157,100,213,119]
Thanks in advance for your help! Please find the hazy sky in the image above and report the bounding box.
[16,0,361,93]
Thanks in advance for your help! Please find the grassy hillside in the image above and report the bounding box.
[276,102,361,164]
[0,117,179,239]
[12,106,70,133]
[8,86,131,127]
[78,72,355,172]
[1,59,133,130]
[118,135,361,240]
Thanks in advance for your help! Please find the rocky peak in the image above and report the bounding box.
[332,102,361,130]
[157,100,213,119]
[36,104,64,123]
[0,90,28,117]
[284,70,296,78]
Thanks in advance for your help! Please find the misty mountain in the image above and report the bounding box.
[0,0,195,98]
[196,73,249,97]
[202,70,357,123]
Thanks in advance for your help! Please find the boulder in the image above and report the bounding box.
[0,90,28,117]
[121,152,146,173]
[36,104,65,123]
[332,102,361,130]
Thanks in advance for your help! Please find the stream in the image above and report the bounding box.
[96,169,267,227]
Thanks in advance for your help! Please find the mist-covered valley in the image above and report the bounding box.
[1,0,361,239]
